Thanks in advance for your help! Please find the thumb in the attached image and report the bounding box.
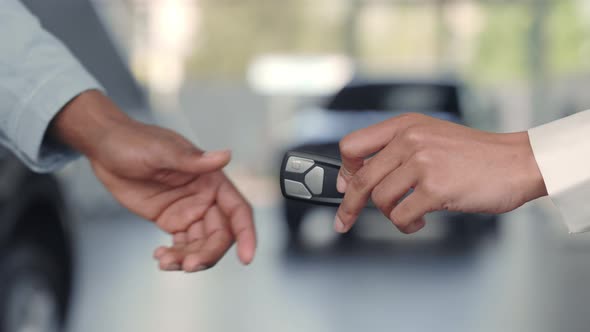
[173,149,231,174]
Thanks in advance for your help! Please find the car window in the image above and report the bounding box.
[325,84,461,116]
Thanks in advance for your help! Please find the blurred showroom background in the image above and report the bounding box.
[18,0,590,331]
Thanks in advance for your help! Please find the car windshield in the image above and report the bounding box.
[325,84,460,115]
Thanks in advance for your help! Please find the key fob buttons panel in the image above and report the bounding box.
[284,179,312,199]
[285,156,314,174]
[304,166,324,195]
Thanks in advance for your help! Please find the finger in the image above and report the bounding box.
[335,142,404,233]
[389,189,433,234]
[160,263,182,271]
[405,217,427,234]
[161,222,208,266]
[153,246,168,259]
[157,238,207,271]
[153,231,188,260]
[337,117,408,192]
[216,179,257,265]
[158,250,184,271]
[182,206,233,272]
[173,232,188,245]
[186,218,206,242]
[153,171,196,187]
[173,149,231,175]
[182,230,233,272]
[155,189,215,233]
[157,206,229,272]
[371,163,418,218]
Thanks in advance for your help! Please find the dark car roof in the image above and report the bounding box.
[346,76,464,88]
[325,79,463,116]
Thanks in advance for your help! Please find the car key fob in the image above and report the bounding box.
[280,150,344,206]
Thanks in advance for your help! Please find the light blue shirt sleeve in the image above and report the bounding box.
[0,0,104,173]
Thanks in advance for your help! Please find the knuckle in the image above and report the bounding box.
[370,185,382,203]
[338,204,362,225]
[397,112,422,123]
[340,166,353,178]
[371,186,390,213]
[410,149,434,169]
[340,203,358,218]
[390,213,409,230]
[390,205,414,232]
[401,126,427,147]
[339,135,356,158]
[390,215,416,235]
[420,178,444,201]
[350,170,370,192]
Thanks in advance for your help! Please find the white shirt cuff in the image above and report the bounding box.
[528,110,590,233]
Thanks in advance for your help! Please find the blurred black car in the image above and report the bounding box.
[0,1,153,331]
[282,79,498,245]
[0,155,72,332]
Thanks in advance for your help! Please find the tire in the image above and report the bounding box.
[0,242,67,332]
[446,213,499,242]
[284,200,359,249]
[284,200,310,247]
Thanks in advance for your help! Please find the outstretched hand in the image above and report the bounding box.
[53,91,256,272]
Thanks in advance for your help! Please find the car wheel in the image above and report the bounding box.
[284,200,311,247]
[446,214,499,242]
[0,242,67,332]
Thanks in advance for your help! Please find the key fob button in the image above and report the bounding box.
[285,157,314,174]
[304,166,324,195]
[284,180,312,199]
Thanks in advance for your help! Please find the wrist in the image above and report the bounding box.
[51,90,134,159]
[508,131,548,203]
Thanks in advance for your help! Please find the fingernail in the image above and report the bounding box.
[408,220,426,234]
[195,265,208,272]
[165,263,181,271]
[336,174,347,193]
[334,216,346,233]
[153,247,166,259]
[184,264,208,273]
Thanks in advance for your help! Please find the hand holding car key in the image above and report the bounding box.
[280,111,532,237]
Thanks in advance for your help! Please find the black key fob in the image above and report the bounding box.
[280,150,344,206]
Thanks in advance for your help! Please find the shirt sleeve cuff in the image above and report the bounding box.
[528,110,590,233]
[12,65,104,173]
